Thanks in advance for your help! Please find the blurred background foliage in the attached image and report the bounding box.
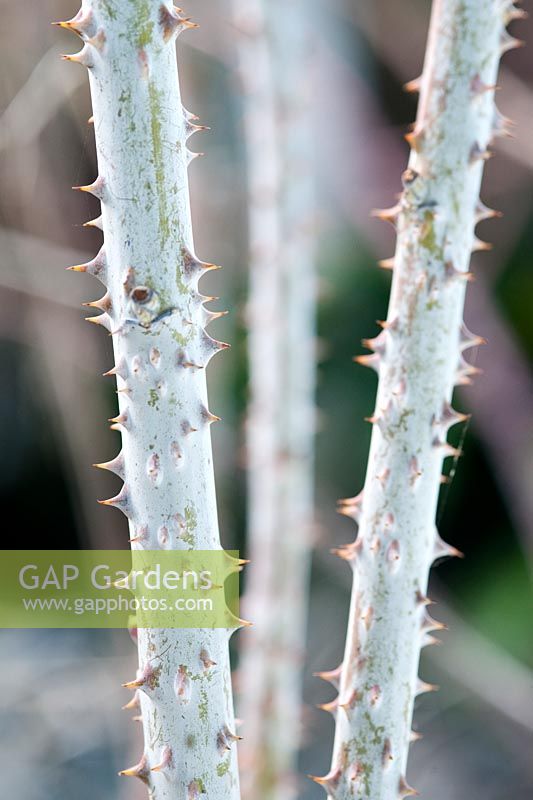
[0,0,531,798]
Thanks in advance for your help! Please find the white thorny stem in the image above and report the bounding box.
[315,1,522,798]
[59,2,243,798]
[232,0,316,797]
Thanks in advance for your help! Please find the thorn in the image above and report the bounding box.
[378,316,399,331]
[108,411,129,428]
[444,261,474,283]
[421,610,448,633]
[93,452,125,479]
[72,175,106,200]
[336,505,362,522]
[470,74,499,95]
[475,202,502,224]
[459,322,487,351]
[405,128,425,152]
[434,401,471,432]
[200,649,217,669]
[151,745,172,773]
[217,725,242,754]
[472,236,494,253]
[85,313,112,332]
[504,5,528,23]
[415,590,434,606]
[180,19,199,30]
[434,534,464,561]
[353,353,380,372]
[422,634,442,647]
[199,329,231,365]
[203,308,229,326]
[404,75,422,93]
[118,754,150,783]
[331,539,362,564]
[183,106,200,124]
[309,767,342,793]
[470,143,493,164]
[129,525,148,544]
[316,697,339,714]
[433,438,462,459]
[371,204,401,227]
[97,485,130,516]
[159,5,199,43]
[187,150,204,165]
[83,215,103,230]
[122,663,158,692]
[313,663,343,688]
[410,730,423,743]
[122,690,141,711]
[361,330,388,355]
[336,490,364,524]
[378,257,395,271]
[103,359,128,379]
[83,294,111,311]
[416,678,439,696]
[337,491,363,507]
[185,120,210,139]
[398,776,419,797]
[456,355,483,385]
[338,687,362,712]
[500,31,525,53]
[52,9,94,38]
[61,45,94,68]
[200,405,221,425]
[67,246,107,283]
[492,107,516,139]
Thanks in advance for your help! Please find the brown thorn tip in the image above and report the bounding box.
[399,776,419,797]
[122,695,140,711]
[122,677,144,689]
[118,755,149,780]
[404,76,421,93]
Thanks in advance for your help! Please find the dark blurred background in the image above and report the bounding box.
[0,1,531,798]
